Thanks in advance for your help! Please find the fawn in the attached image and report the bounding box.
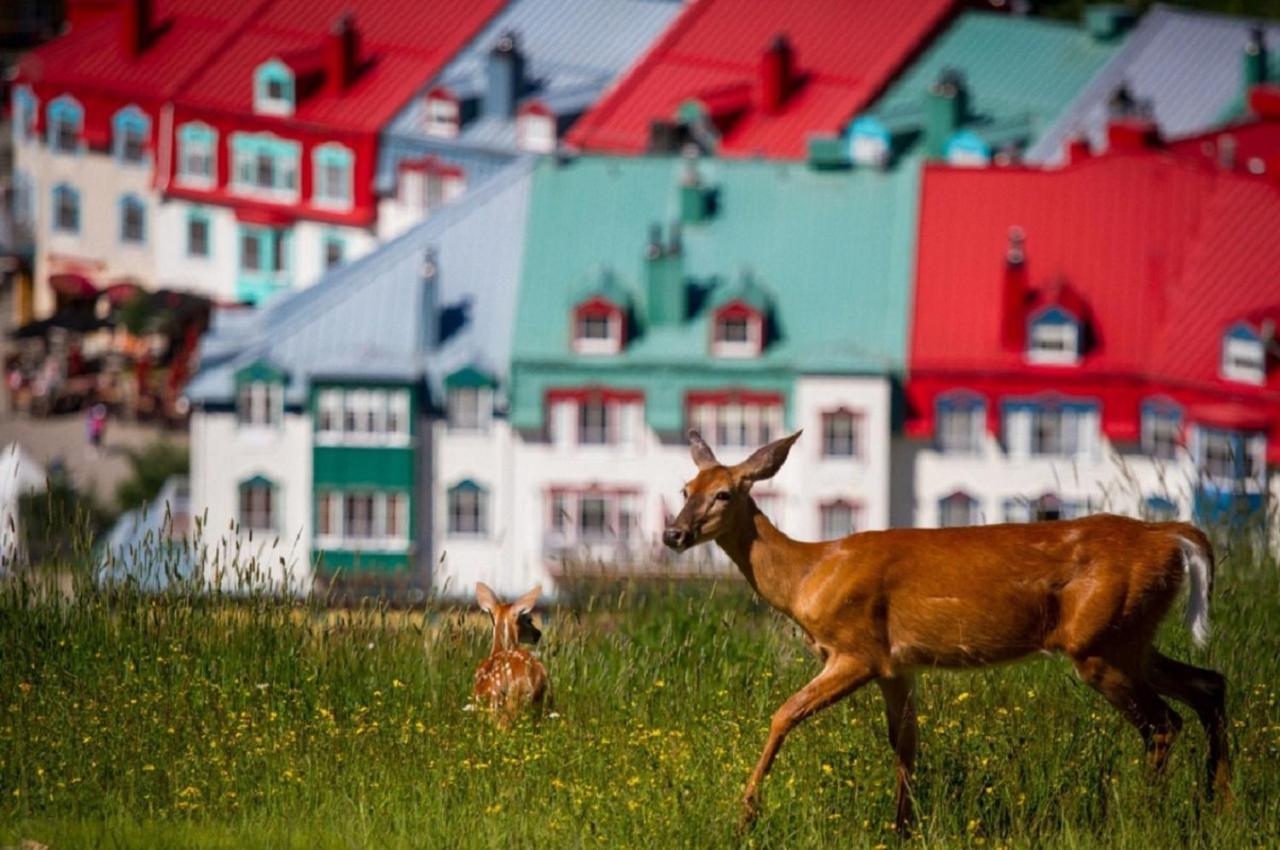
[472,583,549,724]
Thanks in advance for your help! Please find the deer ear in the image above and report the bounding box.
[475,582,499,613]
[735,430,802,484]
[688,429,719,471]
[513,584,542,614]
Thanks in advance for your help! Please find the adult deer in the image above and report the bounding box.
[663,430,1230,830]
[473,583,549,725]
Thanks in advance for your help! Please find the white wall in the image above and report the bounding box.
[189,409,313,593]
[15,135,157,316]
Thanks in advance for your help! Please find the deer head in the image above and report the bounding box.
[662,429,802,552]
[475,582,543,653]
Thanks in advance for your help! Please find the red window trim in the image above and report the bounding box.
[710,300,764,354]
[546,386,644,405]
[685,388,783,408]
[573,296,627,347]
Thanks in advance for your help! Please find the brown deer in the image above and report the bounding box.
[472,583,549,724]
[662,430,1230,830]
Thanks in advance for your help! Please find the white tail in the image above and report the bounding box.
[1180,536,1213,648]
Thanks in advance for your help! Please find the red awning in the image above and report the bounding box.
[1186,401,1273,432]
[48,272,99,300]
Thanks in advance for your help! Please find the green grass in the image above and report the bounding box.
[2,555,1279,850]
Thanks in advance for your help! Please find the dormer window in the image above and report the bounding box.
[396,157,466,215]
[254,61,295,116]
[1221,323,1266,385]
[517,102,556,152]
[1026,307,1081,365]
[573,297,624,355]
[424,88,460,138]
[235,362,287,428]
[944,130,991,167]
[848,116,890,167]
[711,303,764,358]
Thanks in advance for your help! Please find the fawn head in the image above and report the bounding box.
[663,429,801,552]
[476,582,542,651]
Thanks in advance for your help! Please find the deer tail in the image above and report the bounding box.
[1178,530,1215,649]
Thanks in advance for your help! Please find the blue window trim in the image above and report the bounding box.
[46,95,83,154]
[112,105,150,165]
[1224,321,1260,343]
[186,207,212,258]
[118,194,147,245]
[944,129,991,164]
[312,142,355,207]
[1001,394,1099,416]
[935,389,985,413]
[235,224,293,305]
[177,121,218,182]
[1029,305,1079,327]
[12,86,37,144]
[51,183,80,234]
[253,60,296,115]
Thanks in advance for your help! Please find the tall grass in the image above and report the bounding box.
[2,544,1279,849]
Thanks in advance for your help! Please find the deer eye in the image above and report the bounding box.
[715,490,731,501]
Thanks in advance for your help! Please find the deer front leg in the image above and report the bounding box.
[741,655,873,828]
[877,675,918,834]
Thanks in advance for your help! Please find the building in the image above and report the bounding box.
[1027,5,1280,164]
[565,0,956,158]
[903,113,1280,532]
[184,157,536,594]
[375,0,683,241]
[156,0,505,306]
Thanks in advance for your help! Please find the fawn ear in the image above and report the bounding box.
[475,582,500,613]
[512,584,542,615]
[735,430,802,484]
[688,429,719,471]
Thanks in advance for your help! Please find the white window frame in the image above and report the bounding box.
[819,501,858,539]
[517,110,556,153]
[821,409,860,458]
[691,400,783,450]
[573,308,623,355]
[231,132,300,203]
[448,485,488,537]
[1141,405,1181,461]
[177,123,217,188]
[424,93,460,138]
[447,386,491,433]
[937,398,985,455]
[711,311,763,358]
[1026,316,1080,365]
[239,481,276,532]
[237,381,283,428]
[938,492,979,528]
[1221,333,1265,385]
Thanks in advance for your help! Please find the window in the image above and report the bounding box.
[939,492,979,528]
[343,389,384,436]
[395,158,466,214]
[386,390,411,438]
[1004,494,1086,523]
[424,89,460,138]
[1026,308,1081,365]
[187,212,211,258]
[119,195,146,244]
[517,108,556,152]
[1143,496,1177,521]
[820,501,858,538]
[236,381,283,427]
[12,86,37,144]
[579,399,609,445]
[323,235,345,270]
[821,409,860,458]
[688,396,783,450]
[343,492,376,539]
[1221,324,1265,385]
[51,184,79,234]
[447,386,489,432]
[573,303,623,355]
[239,227,288,274]
[317,389,343,437]
[448,481,488,536]
[315,491,409,549]
[177,123,217,187]
[711,306,764,358]
[254,61,295,116]
[1195,428,1263,483]
[544,489,641,549]
[1004,399,1098,460]
[580,495,609,541]
[1141,401,1181,460]
[231,132,300,200]
[849,116,890,167]
[314,387,409,444]
[936,393,985,454]
[239,479,276,531]
[312,143,354,209]
[47,96,82,154]
[385,493,409,541]
[113,106,149,164]
[317,491,340,537]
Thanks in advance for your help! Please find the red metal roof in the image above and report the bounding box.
[566,0,955,159]
[908,145,1280,441]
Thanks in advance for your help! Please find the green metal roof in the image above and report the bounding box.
[860,10,1126,156]
[509,155,921,432]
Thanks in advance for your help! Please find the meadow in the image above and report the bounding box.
[2,549,1279,849]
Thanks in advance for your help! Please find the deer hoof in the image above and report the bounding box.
[738,794,760,831]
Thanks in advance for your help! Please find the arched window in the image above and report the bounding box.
[938,491,979,528]
[254,60,295,116]
[573,296,625,355]
[238,476,277,532]
[47,95,83,154]
[112,106,150,164]
[448,480,489,537]
[51,184,80,233]
[935,391,985,454]
[177,122,218,187]
[11,86,37,144]
[1026,306,1081,365]
[119,195,146,244]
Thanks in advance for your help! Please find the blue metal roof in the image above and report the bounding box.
[187,157,537,406]
[374,0,683,193]
[1027,5,1280,164]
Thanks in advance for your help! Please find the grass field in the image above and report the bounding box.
[3,550,1279,850]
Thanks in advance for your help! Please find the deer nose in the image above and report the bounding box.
[663,528,692,551]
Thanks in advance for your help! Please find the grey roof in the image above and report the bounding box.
[1028,5,1280,164]
[374,0,682,192]
[187,157,537,406]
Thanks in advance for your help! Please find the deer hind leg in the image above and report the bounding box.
[1146,650,1231,806]
[1072,654,1183,773]
[877,675,918,835]
[740,655,874,829]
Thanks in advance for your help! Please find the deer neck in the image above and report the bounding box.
[491,617,517,656]
[715,501,815,615]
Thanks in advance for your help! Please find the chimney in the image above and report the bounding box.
[419,247,440,351]
[645,222,684,327]
[327,13,359,94]
[758,34,795,114]
[486,31,526,118]
[679,146,711,223]
[121,0,153,57]
[1001,227,1027,350]
[1243,26,1268,90]
[924,68,967,160]
[1084,4,1136,43]
[1065,134,1092,164]
[1248,83,1280,119]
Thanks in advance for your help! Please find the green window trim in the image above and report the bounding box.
[313,142,355,208]
[254,59,296,116]
[230,131,301,198]
[177,122,218,184]
[234,360,289,386]
[444,365,499,390]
